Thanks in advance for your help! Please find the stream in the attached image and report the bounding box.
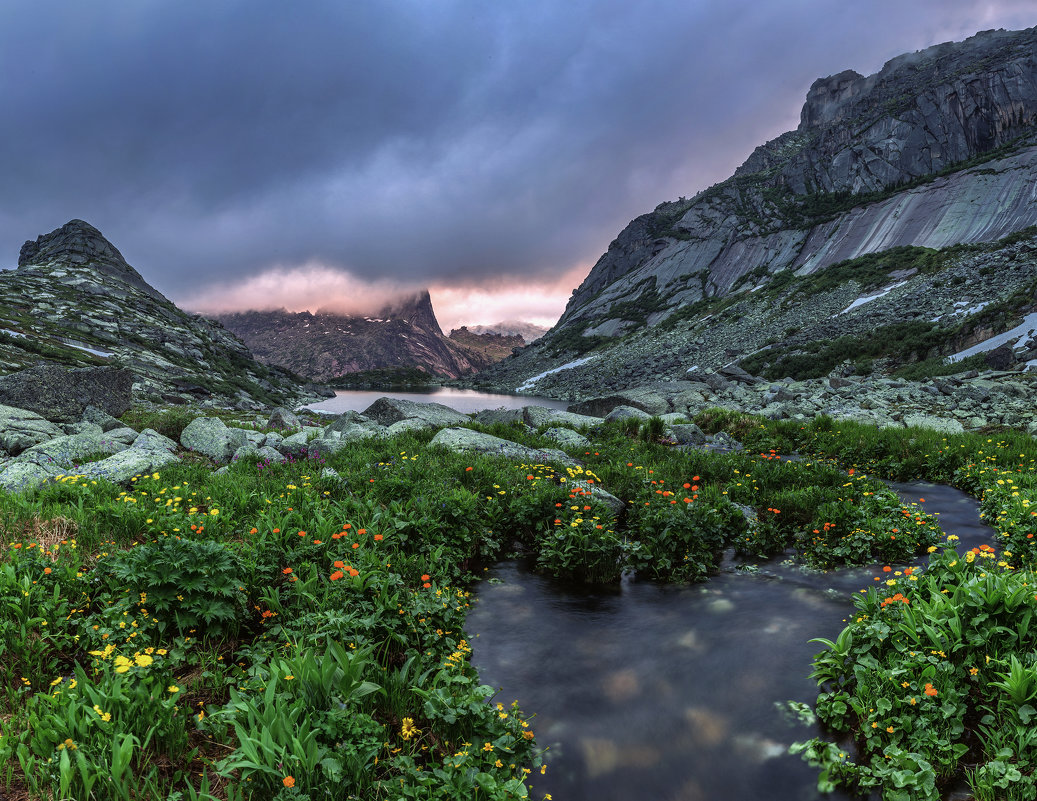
[465,482,995,800]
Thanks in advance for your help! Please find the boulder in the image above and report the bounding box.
[0,404,65,455]
[19,431,125,468]
[523,406,603,429]
[903,414,965,434]
[669,423,707,446]
[323,421,387,441]
[76,448,179,484]
[132,429,178,452]
[568,479,625,516]
[276,430,316,456]
[0,365,133,422]
[430,427,579,466]
[104,427,141,446]
[470,407,526,425]
[82,405,125,432]
[568,389,669,417]
[180,417,248,462]
[541,427,591,449]
[604,405,652,423]
[255,445,287,464]
[267,407,301,430]
[0,460,63,493]
[362,397,469,427]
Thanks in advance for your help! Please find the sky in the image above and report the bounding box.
[2,1,1035,331]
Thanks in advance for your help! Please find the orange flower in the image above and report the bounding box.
[421,574,431,581]
[358,529,366,535]
[333,560,345,568]
[249,527,258,534]
[465,466,473,471]
[374,534,383,541]
[423,582,431,589]
[283,776,295,787]
[882,566,892,572]
[352,542,360,549]
[43,567,52,574]
[330,570,344,581]
[282,567,293,575]
[348,567,359,577]
[343,523,351,530]
[923,683,938,696]
[272,528,280,533]
[683,483,691,489]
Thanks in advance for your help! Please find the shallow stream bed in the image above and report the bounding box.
[466,482,995,800]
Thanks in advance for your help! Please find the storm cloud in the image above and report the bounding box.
[1,1,1034,328]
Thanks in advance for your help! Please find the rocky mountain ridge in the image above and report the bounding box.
[0,220,320,409]
[465,26,1037,397]
[216,292,516,382]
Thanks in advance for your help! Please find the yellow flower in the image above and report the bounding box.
[168,685,180,693]
[134,654,154,667]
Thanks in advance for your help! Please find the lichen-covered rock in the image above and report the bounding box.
[0,365,133,422]
[542,427,591,449]
[180,417,247,462]
[669,423,707,446]
[604,405,652,423]
[20,431,125,468]
[82,405,125,432]
[131,428,178,452]
[0,460,63,493]
[76,448,179,484]
[569,389,669,417]
[522,406,603,429]
[903,414,965,434]
[362,397,469,427]
[430,427,578,466]
[0,404,65,455]
[267,407,301,430]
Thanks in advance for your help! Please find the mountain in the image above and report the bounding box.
[447,326,525,364]
[464,26,1037,398]
[216,291,495,382]
[465,321,548,343]
[0,219,318,408]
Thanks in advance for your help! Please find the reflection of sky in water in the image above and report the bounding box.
[467,483,996,801]
[303,388,569,414]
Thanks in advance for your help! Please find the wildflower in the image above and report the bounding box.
[924,683,938,696]
[483,742,494,752]
[168,685,179,693]
[283,776,296,787]
[282,567,293,575]
[401,717,420,740]
[330,570,344,581]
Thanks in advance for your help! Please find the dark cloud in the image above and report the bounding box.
[1,0,1034,308]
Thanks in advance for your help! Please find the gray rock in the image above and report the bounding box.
[523,407,603,429]
[703,431,744,454]
[568,389,669,417]
[0,460,63,493]
[569,479,625,515]
[324,421,387,441]
[243,430,265,446]
[262,431,284,449]
[903,414,965,434]
[385,419,434,435]
[20,431,124,468]
[669,423,707,446]
[180,417,247,462]
[0,404,66,455]
[82,405,125,431]
[231,442,259,461]
[276,430,314,455]
[256,445,287,464]
[604,405,652,423]
[267,407,301,430]
[76,447,179,484]
[132,428,178,452]
[326,410,377,432]
[470,407,526,425]
[102,427,140,446]
[0,365,134,422]
[362,397,469,427]
[542,427,591,449]
[430,427,579,466]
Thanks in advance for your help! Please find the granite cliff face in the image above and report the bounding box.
[0,220,315,408]
[464,26,1037,397]
[216,292,513,382]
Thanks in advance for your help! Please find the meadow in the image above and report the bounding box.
[1,407,1035,800]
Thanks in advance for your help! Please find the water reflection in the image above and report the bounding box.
[303,388,569,415]
[466,483,997,801]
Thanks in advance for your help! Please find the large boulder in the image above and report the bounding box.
[362,397,470,428]
[76,448,179,484]
[19,431,126,468]
[470,407,527,425]
[266,407,301,430]
[132,429,178,452]
[180,417,247,462]
[0,365,133,422]
[430,427,579,466]
[522,406,603,429]
[0,460,63,493]
[0,404,65,455]
[604,405,652,423]
[568,389,669,418]
[542,427,592,449]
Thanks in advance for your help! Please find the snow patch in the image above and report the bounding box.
[948,312,1037,362]
[0,328,27,338]
[837,281,908,315]
[516,355,599,393]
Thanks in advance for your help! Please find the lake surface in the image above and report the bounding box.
[465,482,994,801]
[303,388,570,415]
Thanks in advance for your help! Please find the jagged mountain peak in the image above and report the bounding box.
[17,219,165,301]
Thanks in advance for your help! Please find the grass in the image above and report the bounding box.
[2,406,1037,799]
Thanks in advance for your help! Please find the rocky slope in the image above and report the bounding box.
[447,326,525,365]
[216,292,512,382]
[0,220,319,409]
[464,26,1037,397]
[465,321,548,343]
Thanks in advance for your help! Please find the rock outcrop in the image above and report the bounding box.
[0,220,316,408]
[216,291,497,382]
[464,26,1037,397]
